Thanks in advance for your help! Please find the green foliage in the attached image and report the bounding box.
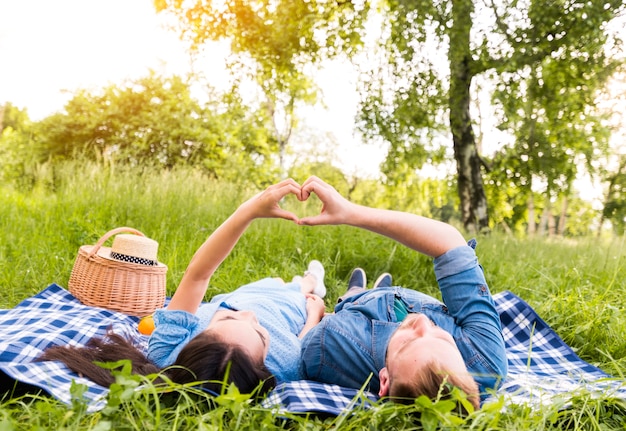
[602,155,626,235]
[155,0,370,174]
[0,102,30,132]
[485,169,600,237]
[155,0,368,66]
[491,21,617,203]
[0,103,38,188]
[380,172,460,222]
[354,0,625,231]
[484,0,624,234]
[30,73,279,185]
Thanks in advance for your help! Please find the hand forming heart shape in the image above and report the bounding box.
[246,176,348,227]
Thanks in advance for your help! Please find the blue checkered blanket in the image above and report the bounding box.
[1,284,624,414]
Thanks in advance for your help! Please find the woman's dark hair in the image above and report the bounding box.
[38,329,276,398]
[38,332,159,387]
[167,330,276,396]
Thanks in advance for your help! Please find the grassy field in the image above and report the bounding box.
[1,163,625,430]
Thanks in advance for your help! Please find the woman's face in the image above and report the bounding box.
[206,309,270,361]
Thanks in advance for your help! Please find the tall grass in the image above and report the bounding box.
[1,162,626,429]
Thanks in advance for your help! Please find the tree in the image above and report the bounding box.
[0,103,36,187]
[154,0,625,232]
[34,72,279,183]
[357,0,625,232]
[600,155,626,235]
[489,9,619,236]
[37,73,218,166]
[154,0,369,174]
[596,70,626,235]
[0,102,30,133]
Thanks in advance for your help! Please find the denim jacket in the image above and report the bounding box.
[300,242,507,400]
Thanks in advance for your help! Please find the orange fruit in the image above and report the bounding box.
[138,315,155,335]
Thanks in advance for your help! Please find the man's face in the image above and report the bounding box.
[379,313,469,396]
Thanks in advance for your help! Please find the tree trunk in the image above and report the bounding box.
[599,157,626,237]
[558,196,568,236]
[527,193,536,235]
[538,197,551,236]
[548,210,556,237]
[266,98,293,177]
[448,0,489,233]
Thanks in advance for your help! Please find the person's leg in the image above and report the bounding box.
[295,260,326,298]
[337,268,367,303]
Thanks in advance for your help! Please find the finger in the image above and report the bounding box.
[298,214,331,226]
[301,176,321,196]
[301,175,328,201]
[277,186,301,204]
[274,209,299,223]
[300,176,323,200]
[299,178,313,201]
[282,178,301,190]
[302,177,334,202]
[287,178,306,201]
[274,179,302,199]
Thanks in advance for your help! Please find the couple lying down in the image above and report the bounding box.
[40,176,507,413]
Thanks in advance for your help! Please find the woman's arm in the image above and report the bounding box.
[298,294,325,339]
[167,179,301,314]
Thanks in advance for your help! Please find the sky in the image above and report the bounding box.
[0,0,385,178]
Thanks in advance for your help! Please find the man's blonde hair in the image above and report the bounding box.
[388,359,480,415]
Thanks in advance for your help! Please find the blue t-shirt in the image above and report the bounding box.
[148,278,308,382]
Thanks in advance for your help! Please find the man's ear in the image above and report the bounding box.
[378,367,390,397]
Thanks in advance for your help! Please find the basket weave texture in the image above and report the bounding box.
[68,227,167,316]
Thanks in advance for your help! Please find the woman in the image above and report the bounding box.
[40,179,326,397]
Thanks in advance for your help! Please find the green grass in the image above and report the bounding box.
[1,162,626,430]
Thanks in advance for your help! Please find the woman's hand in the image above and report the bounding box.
[299,294,326,339]
[239,178,301,222]
[305,294,326,323]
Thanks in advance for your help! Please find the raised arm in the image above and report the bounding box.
[167,179,301,313]
[298,176,466,258]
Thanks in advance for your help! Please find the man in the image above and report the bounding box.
[298,176,507,410]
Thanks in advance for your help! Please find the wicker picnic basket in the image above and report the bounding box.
[68,227,167,316]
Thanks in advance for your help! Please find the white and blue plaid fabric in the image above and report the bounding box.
[0,284,145,411]
[1,285,624,414]
[490,290,626,406]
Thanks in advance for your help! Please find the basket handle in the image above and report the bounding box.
[87,227,145,258]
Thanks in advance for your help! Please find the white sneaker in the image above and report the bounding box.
[304,260,326,298]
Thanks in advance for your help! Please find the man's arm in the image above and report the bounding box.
[298,176,467,257]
